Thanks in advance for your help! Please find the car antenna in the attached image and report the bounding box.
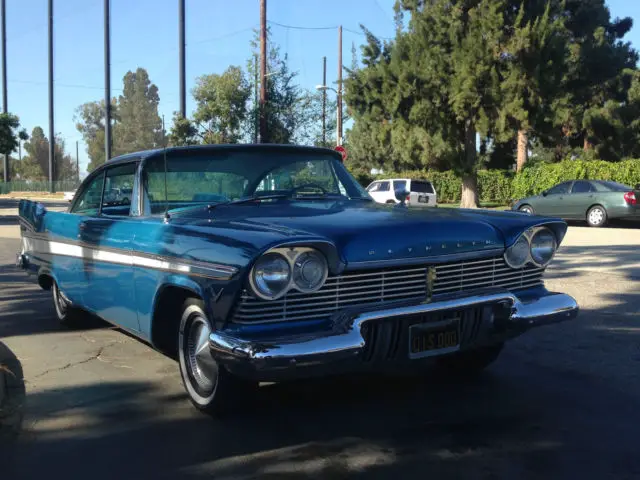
[162,114,170,224]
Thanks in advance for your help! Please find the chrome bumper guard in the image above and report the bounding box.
[210,290,578,381]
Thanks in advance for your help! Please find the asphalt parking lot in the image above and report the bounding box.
[2,200,640,479]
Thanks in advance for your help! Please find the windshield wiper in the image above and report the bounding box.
[207,193,290,210]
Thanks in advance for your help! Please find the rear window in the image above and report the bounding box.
[411,181,434,194]
[595,181,632,192]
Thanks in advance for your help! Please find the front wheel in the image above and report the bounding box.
[435,344,504,377]
[519,204,534,215]
[178,298,256,415]
[586,205,607,227]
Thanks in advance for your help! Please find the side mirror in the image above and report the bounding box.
[541,190,548,197]
[394,188,410,206]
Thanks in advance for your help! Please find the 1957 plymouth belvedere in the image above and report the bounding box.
[16,144,578,415]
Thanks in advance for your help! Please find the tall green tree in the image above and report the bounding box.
[556,0,637,156]
[190,66,251,144]
[348,1,505,207]
[19,127,77,181]
[246,29,305,144]
[75,99,116,172]
[115,68,163,154]
[168,112,199,146]
[75,68,161,172]
[0,113,27,180]
[498,1,568,172]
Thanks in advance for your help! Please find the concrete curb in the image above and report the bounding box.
[0,342,25,439]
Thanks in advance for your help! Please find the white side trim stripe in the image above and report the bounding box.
[23,236,236,280]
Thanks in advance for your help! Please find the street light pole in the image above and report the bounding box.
[315,84,341,147]
[322,56,326,145]
[259,0,268,143]
[48,0,55,192]
[337,25,343,147]
[1,0,7,183]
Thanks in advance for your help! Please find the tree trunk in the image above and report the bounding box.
[516,129,528,173]
[583,136,592,151]
[460,120,479,209]
[460,173,479,209]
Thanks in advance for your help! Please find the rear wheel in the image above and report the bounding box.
[177,298,256,416]
[435,344,504,377]
[52,281,85,327]
[586,205,607,228]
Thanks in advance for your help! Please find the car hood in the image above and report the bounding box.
[169,201,567,267]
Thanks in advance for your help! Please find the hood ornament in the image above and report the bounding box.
[426,266,437,302]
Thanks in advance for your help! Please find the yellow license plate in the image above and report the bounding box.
[409,317,461,359]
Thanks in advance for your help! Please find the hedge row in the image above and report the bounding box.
[350,159,640,204]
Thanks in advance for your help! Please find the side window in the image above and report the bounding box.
[366,182,379,192]
[571,181,594,194]
[411,181,434,194]
[70,172,105,215]
[547,182,571,195]
[101,163,137,216]
[378,181,390,192]
[393,180,407,191]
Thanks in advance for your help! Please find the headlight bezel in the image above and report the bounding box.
[248,247,329,300]
[503,226,558,269]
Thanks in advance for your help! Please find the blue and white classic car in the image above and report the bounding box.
[16,144,578,415]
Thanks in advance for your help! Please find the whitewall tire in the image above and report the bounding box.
[177,298,255,415]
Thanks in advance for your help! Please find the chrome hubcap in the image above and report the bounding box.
[589,209,604,224]
[521,207,532,214]
[186,316,216,394]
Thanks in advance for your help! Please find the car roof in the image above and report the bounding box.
[106,143,343,164]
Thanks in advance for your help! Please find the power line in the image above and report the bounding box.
[268,20,393,40]
[8,79,123,91]
[268,20,336,31]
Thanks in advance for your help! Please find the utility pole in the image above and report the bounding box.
[337,25,343,147]
[254,55,258,143]
[259,0,267,143]
[321,56,326,145]
[178,0,186,118]
[76,140,79,183]
[104,0,112,162]
[1,0,7,183]
[48,0,55,192]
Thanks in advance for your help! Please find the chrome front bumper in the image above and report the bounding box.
[210,289,578,382]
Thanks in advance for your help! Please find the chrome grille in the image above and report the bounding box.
[232,256,545,324]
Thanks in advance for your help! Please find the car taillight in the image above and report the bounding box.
[406,195,410,203]
[624,191,637,205]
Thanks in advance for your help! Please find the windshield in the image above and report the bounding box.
[142,149,371,214]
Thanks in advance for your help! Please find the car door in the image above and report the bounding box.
[534,181,573,216]
[59,169,107,304]
[77,162,141,332]
[367,181,391,203]
[565,180,596,218]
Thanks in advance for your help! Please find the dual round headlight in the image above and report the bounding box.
[504,227,557,268]
[249,248,328,300]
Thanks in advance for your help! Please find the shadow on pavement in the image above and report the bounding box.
[0,266,109,339]
[2,351,640,480]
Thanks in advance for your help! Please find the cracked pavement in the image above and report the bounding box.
[2,210,640,479]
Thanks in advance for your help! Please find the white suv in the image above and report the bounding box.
[366,178,438,207]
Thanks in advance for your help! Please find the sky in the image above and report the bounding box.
[4,0,640,176]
